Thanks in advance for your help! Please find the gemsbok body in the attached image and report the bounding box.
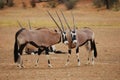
[24,21,60,55]
[14,27,64,68]
[48,11,97,66]
[65,27,97,66]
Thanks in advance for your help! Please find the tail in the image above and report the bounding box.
[14,35,19,63]
[14,28,25,63]
[92,40,97,58]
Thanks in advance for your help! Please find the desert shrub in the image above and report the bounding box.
[48,0,57,8]
[64,0,78,10]
[30,0,36,8]
[7,0,14,7]
[112,1,120,11]
[0,0,4,9]
[93,0,120,9]
[22,1,27,8]
[93,0,104,8]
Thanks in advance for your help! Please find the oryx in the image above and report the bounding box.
[14,20,67,68]
[61,11,97,66]
[48,11,97,66]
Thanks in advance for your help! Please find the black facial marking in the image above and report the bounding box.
[71,31,77,43]
[62,32,67,43]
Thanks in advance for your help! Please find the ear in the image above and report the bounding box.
[54,29,57,32]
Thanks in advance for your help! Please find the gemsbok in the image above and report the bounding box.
[24,20,62,55]
[14,20,67,68]
[61,11,97,66]
[48,11,97,66]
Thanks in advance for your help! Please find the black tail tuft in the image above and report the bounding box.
[14,39,19,62]
[14,28,25,63]
[92,40,97,58]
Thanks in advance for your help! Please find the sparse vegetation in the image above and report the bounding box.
[63,0,78,10]
[30,0,36,8]
[0,0,4,9]
[93,0,120,10]
[48,0,57,8]
[7,0,14,7]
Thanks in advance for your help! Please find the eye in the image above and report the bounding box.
[64,32,66,34]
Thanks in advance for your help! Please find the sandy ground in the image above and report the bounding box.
[0,27,120,80]
[0,1,120,80]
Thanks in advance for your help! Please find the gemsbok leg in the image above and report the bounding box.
[76,47,80,66]
[17,43,27,68]
[35,48,44,67]
[45,47,52,68]
[85,41,91,65]
[85,40,96,65]
[65,49,71,66]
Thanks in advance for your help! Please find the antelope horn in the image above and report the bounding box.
[47,10,62,33]
[28,19,32,30]
[60,10,71,31]
[55,10,65,32]
[71,11,76,31]
[17,20,23,28]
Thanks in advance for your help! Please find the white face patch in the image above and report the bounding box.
[73,40,77,44]
[62,32,68,44]
[64,41,68,45]
[71,32,77,36]
[71,31,77,44]
[63,33,66,38]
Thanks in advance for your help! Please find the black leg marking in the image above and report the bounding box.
[76,47,79,53]
[48,60,50,64]
[38,48,44,55]
[77,59,80,62]
[88,58,89,61]
[19,43,27,55]
[68,49,71,54]
[29,41,39,48]
[45,47,52,67]
[45,47,49,55]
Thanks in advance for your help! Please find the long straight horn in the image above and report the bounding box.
[60,10,71,31]
[17,20,23,28]
[28,20,32,30]
[55,11,65,32]
[47,10,62,32]
[71,11,76,31]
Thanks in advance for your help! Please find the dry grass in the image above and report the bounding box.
[0,1,120,28]
[0,1,120,80]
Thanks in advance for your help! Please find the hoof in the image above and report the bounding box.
[17,65,23,69]
[48,64,53,68]
[77,62,81,66]
[85,61,90,65]
[65,62,70,66]
[91,61,95,65]
[35,64,39,68]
